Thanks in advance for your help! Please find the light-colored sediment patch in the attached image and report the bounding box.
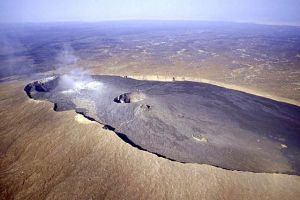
[281,144,288,149]
[192,135,208,143]
[129,92,146,103]
[28,99,43,104]
[74,114,94,124]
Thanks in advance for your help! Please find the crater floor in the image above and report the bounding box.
[25,75,300,174]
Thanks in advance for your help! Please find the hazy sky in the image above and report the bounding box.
[1,0,300,25]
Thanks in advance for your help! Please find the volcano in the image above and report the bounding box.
[24,75,300,175]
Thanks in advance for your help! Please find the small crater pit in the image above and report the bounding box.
[24,76,59,97]
[113,92,145,103]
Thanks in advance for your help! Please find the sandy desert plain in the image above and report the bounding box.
[1,21,300,199]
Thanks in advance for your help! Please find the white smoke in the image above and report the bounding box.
[55,43,79,72]
[59,73,103,94]
[54,45,102,93]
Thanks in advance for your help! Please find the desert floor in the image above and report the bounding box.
[1,78,300,200]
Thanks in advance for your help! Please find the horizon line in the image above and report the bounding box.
[1,19,300,27]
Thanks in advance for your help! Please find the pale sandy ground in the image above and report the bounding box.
[1,80,300,200]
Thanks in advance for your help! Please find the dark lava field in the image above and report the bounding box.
[25,75,300,175]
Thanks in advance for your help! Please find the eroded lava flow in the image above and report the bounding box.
[25,75,300,175]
